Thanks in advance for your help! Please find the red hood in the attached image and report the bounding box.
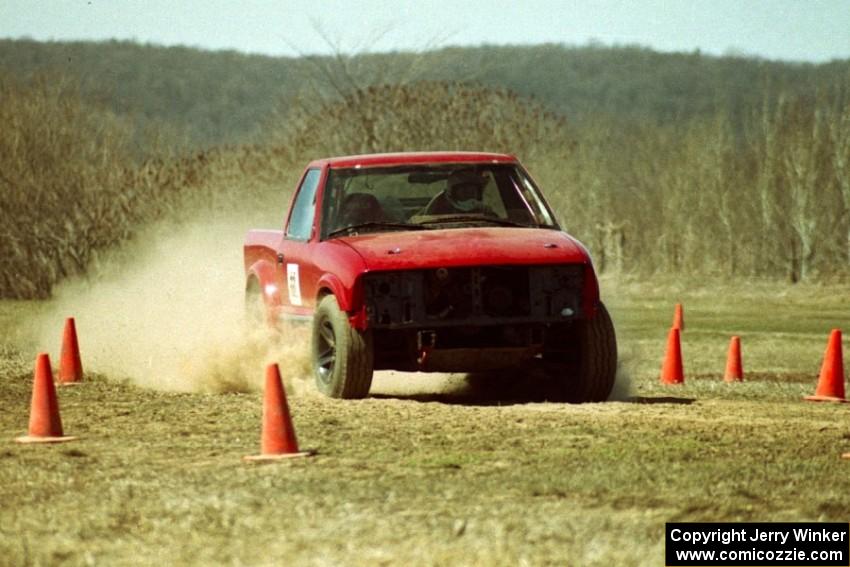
[337,227,591,271]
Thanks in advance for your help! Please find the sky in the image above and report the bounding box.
[2,0,849,63]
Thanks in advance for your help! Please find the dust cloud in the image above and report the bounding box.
[608,366,633,401]
[30,218,312,394]
[27,216,631,401]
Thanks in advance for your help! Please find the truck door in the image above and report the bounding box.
[279,168,322,318]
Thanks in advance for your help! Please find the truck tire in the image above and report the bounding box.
[312,295,374,399]
[545,302,617,403]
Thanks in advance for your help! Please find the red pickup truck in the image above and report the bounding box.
[244,152,616,402]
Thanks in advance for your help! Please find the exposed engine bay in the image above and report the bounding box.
[362,264,586,371]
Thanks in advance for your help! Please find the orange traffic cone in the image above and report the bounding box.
[15,353,76,443]
[244,363,312,461]
[58,317,83,385]
[672,303,685,331]
[805,329,847,403]
[660,328,684,385]
[724,336,744,382]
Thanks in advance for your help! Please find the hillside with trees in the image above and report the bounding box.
[1,38,849,298]
[2,39,847,148]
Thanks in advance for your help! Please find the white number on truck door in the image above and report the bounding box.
[286,263,302,306]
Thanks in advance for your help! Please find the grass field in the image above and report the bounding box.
[1,279,849,566]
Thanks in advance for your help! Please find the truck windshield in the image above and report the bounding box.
[322,163,558,239]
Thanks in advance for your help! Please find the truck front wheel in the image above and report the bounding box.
[311,295,374,399]
[544,302,617,403]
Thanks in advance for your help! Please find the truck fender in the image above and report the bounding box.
[247,259,282,309]
[316,273,352,312]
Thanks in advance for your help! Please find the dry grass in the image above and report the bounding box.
[1,281,849,566]
[603,276,850,382]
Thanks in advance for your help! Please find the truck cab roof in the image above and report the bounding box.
[308,151,518,170]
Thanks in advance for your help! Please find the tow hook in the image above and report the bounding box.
[417,330,437,368]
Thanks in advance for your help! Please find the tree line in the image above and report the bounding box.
[1,39,849,298]
[264,80,850,283]
[2,38,846,148]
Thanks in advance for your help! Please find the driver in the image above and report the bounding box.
[337,193,385,229]
[424,170,491,215]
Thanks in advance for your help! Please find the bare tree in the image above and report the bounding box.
[827,99,850,265]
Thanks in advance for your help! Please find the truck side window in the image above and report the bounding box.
[286,169,321,240]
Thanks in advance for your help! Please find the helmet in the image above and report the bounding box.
[445,170,486,212]
[339,193,384,226]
